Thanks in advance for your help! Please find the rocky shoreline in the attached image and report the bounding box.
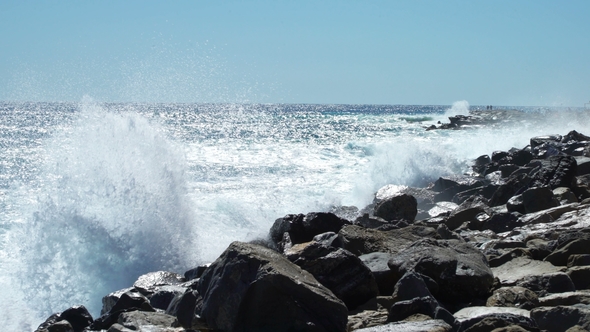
[36,128,590,332]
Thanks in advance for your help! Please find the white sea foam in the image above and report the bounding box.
[1,100,199,328]
[444,100,470,117]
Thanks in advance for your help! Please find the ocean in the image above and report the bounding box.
[0,99,588,330]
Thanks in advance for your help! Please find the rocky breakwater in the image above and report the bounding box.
[427,109,528,130]
[36,130,590,332]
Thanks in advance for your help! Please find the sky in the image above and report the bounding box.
[0,0,589,106]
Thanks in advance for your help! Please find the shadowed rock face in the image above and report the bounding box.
[197,241,348,332]
[388,239,494,304]
[373,194,418,222]
[270,212,351,252]
[337,224,438,256]
[285,241,379,310]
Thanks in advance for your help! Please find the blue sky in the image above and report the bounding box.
[1,0,589,106]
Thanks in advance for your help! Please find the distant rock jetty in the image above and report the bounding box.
[427,109,528,130]
[36,130,590,332]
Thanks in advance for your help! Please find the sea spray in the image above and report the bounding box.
[444,100,470,117]
[4,100,199,325]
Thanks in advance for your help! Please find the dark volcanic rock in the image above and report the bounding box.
[197,241,348,332]
[354,214,394,229]
[35,313,61,332]
[460,313,538,332]
[530,155,577,189]
[41,320,73,332]
[530,134,563,157]
[165,289,201,329]
[486,286,539,310]
[516,272,575,297]
[109,292,153,314]
[59,305,93,332]
[521,186,559,213]
[183,264,210,281]
[359,252,396,295]
[150,285,187,311]
[270,212,350,251]
[545,238,590,266]
[444,196,490,230]
[373,193,418,222]
[392,271,433,302]
[387,238,494,303]
[531,305,590,332]
[568,254,590,267]
[567,266,590,290]
[100,287,135,316]
[116,311,177,331]
[354,319,453,331]
[489,173,532,207]
[387,296,438,322]
[432,175,485,202]
[483,212,522,234]
[90,291,155,330]
[285,241,379,309]
[526,239,555,261]
[488,248,532,268]
[338,224,438,256]
[506,194,525,214]
[35,306,93,332]
[133,271,185,296]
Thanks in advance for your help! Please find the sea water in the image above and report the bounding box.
[0,99,588,330]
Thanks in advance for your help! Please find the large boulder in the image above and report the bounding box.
[116,311,178,331]
[197,241,348,332]
[539,291,590,306]
[35,306,93,332]
[531,305,590,332]
[392,271,434,302]
[360,252,396,295]
[491,257,564,286]
[530,156,577,189]
[567,266,590,290]
[489,173,533,207]
[483,212,522,234]
[165,290,201,329]
[454,307,536,332]
[521,186,559,214]
[375,185,436,212]
[150,285,187,311]
[337,225,438,256]
[90,291,155,330]
[270,212,350,251]
[486,286,539,310]
[353,319,453,332]
[545,238,590,266]
[373,194,418,222]
[285,241,379,309]
[530,134,564,158]
[515,272,575,297]
[100,287,135,316]
[387,239,494,303]
[431,175,484,202]
[444,196,490,230]
[133,271,185,296]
